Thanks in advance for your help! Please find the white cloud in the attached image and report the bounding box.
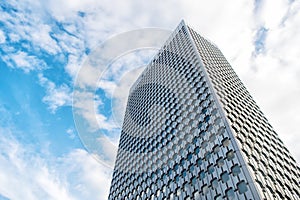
[258,0,290,29]
[38,74,72,112]
[72,89,121,133]
[30,23,62,55]
[66,128,76,139]
[0,127,112,200]
[60,149,113,200]
[0,0,82,73]
[2,51,45,73]
[0,29,6,43]
[241,0,300,162]
[0,128,74,200]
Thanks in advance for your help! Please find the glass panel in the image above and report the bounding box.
[232,164,241,176]
[226,188,235,199]
[213,145,220,153]
[226,150,235,161]
[208,164,215,174]
[237,180,248,194]
[200,170,205,179]
[192,177,197,185]
[221,171,229,183]
[214,194,222,200]
[205,152,212,160]
[187,153,193,161]
[197,158,202,166]
[222,137,230,147]
[211,178,218,189]
[202,184,209,194]
[217,157,224,167]
[195,147,200,154]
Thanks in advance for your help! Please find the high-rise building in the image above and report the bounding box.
[108,21,299,200]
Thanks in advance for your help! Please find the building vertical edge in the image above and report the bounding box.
[183,21,263,200]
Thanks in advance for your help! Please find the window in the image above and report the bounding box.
[195,147,200,154]
[175,175,180,183]
[201,140,208,148]
[202,108,208,115]
[213,145,220,154]
[211,108,218,115]
[168,169,173,176]
[156,189,161,197]
[214,194,222,200]
[191,177,197,186]
[214,117,221,125]
[208,164,215,174]
[211,178,218,189]
[202,184,209,194]
[217,127,225,135]
[176,188,181,196]
[174,163,179,171]
[221,171,229,183]
[222,137,230,147]
[199,170,205,179]
[200,130,206,138]
[187,153,193,161]
[225,187,235,199]
[198,122,203,129]
[204,115,210,122]
[217,157,224,167]
[226,150,235,161]
[180,159,186,166]
[197,158,202,166]
[193,137,199,145]
[209,134,216,142]
[193,191,200,199]
[231,164,241,176]
[237,180,248,194]
[204,151,212,160]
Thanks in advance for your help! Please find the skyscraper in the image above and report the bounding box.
[108,21,299,200]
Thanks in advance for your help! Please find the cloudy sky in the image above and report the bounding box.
[0,0,299,199]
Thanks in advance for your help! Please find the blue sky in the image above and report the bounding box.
[0,0,300,199]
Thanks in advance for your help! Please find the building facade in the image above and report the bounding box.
[108,21,299,200]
